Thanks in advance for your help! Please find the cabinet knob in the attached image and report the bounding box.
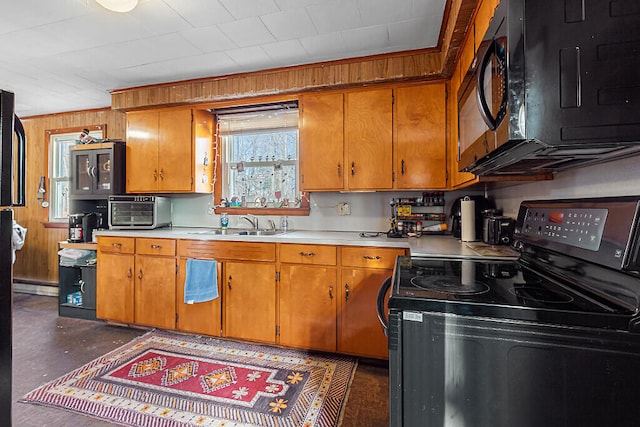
[227,275,232,290]
[351,161,355,176]
[329,283,333,300]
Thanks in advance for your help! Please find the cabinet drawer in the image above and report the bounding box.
[97,236,135,254]
[279,244,336,265]
[178,240,275,262]
[341,247,406,269]
[136,238,176,256]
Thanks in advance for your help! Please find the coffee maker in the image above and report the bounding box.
[450,196,494,240]
[68,212,100,243]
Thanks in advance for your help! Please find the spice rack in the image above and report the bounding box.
[389,192,446,237]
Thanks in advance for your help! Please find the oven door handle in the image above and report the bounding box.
[376,276,392,337]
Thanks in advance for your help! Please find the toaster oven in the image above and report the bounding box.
[108,195,171,229]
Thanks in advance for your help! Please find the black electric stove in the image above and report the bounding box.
[385,196,640,427]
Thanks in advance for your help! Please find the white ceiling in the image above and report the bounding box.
[0,0,447,117]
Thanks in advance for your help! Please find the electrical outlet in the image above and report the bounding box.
[338,202,351,216]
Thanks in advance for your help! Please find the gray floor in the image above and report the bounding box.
[12,293,389,426]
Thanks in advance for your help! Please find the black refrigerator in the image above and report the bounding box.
[0,89,26,426]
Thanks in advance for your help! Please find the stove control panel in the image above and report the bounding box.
[520,207,607,251]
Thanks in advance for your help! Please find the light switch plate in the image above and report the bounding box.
[338,202,351,216]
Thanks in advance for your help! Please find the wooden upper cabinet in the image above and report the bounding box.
[394,83,447,190]
[345,88,393,190]
[126,108,213,194]
[299,92,345,191]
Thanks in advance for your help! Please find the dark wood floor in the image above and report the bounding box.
[11,293,389,426]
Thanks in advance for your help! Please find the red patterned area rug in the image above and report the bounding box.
[20,330,357,427]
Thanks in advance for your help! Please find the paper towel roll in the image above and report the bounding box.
[461,198,476,242]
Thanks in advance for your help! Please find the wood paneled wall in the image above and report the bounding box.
[12,108,125,284]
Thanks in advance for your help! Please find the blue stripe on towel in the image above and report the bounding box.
[184,259,218,303]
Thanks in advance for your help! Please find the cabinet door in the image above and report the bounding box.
[93,150,115,196]
[279,264,337,352]
[448,64,477,188]
[135,255,176,329]
[223,261,276,343]
[96,253,135,323]
[176,258,222,336]
[339,267,391,359]
[158,109,193,192]
[71,150,93,196]
[345,88,393,190]
[299,92,345,191]
[395,83,447,189]
[126,111,159,193]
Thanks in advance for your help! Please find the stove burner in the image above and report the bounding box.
[508,286,574,304]
[410,275,490,295]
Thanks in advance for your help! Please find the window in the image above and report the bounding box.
[216,103,299,209]
[46,127,103,223]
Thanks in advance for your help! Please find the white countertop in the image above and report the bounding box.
[95,227,520,259]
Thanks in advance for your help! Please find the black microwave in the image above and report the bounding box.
[457,0,640,176]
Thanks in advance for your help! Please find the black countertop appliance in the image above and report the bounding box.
[380,196,640,427]
[449,195,494,239]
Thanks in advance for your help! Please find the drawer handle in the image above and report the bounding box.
[337,162,342,177]
[228,275,232,290]
[138,268,143,280]
[329,283,333,300]
[299,252,315,257]
[351,161,355,176]
[79,280,85,293]
[363,255,381,260]
[151,244,162,249]
[401,159,406,175]
[345,283,350,300]
[112,243,122,248]
[153,169,158,181]
[127,268,132,279]
[159,168,164,180]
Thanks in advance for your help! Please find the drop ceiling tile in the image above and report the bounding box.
[356,0,413,26]
[261,39,310,64]
[180,25,237,53]
[273,0,325,10]
[388,16,442,48]
[98,33,201,69]
[161,0,235,27]
[218,17,275,47]
[225,45,273,69]
[306,0,362,33]
[341,25,390,53]
[261,8,317,41]
[219,0,280,20]
[300,32,348,61]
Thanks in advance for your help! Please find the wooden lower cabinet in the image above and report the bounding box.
[134,254,176,329]
[96,251,135,323]
[338,246,406,359]
[279,264,337,352]
[176,258,222,336]
[338,267,392,359]
[223,261,277,344]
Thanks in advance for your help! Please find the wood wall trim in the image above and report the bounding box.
[111,0,477,111]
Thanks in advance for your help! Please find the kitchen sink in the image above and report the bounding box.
[187,228,282,236]
[237,229,282,236]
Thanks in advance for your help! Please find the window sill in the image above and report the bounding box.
[215,207,310,216]
[43,222,68,229]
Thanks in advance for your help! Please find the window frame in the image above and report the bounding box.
[212,102,309,217]
[43,125,105,228]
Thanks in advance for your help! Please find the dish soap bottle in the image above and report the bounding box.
[220,212,229,230]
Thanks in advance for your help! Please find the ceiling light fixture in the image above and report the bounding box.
[95,0,138,13]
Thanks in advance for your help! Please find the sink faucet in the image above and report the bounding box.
[241,214,258,229]
[267,219,276,231]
